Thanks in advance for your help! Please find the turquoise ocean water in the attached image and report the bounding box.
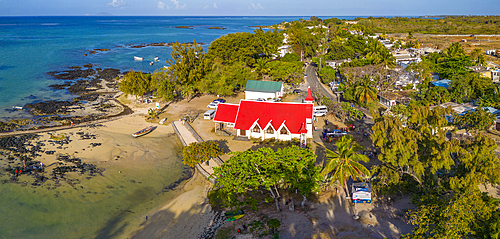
[0,16,342,120]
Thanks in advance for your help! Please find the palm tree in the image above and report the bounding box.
[354,77,378,106]
[443,42,466,58]
[321,135,370,195]
[147,108,158,125]
[379,50,396,69]
[253,58,269,79]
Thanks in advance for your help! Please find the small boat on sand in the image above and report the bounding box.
[134,56,143,61]
[12,106,23,110]
[154,56,159,61]
[226,214,245,222]
[159,118,167,125]
[132,126,153,138]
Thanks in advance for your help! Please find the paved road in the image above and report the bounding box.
[305,65,337,101]
[305,64,373,120]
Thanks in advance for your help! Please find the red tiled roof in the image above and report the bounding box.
[305,87,314,102]
[213,103,239,123]
[234,101,313,134]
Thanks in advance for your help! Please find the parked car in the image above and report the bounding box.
[325,129,347,137]
[207,101,220,108]
[213,99,226,103]
[314,111,327,117]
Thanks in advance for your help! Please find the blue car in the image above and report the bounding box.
[213,99,226,103]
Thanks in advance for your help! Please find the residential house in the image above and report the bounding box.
[213,100,314,142]
[469,66,500,82]
[277,33,292,57]
[344,21,358,24]
[378,91,412,107]
[392,50,422,67]
[379,39,394,49]
[394,72,420,88]
[325,59,350,69]
[431,79,451,89]
[245,80,284,100]
[434,102,476,122]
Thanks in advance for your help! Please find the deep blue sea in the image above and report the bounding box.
[0,16,363,120]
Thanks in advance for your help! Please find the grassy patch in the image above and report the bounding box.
[214,226,235,239]
[50,134,67,141]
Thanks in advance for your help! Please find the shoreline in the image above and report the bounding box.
[129,171,214,239]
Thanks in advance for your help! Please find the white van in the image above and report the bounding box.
[204,110,216,120]
[313,105,328,117]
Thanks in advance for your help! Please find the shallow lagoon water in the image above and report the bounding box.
[0,132,187,239]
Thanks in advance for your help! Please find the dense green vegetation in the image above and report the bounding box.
[356,16,500,34]
[182,141,224,168]
[371,106,500,238]
[209,146,321,211]
[119,27,308,100]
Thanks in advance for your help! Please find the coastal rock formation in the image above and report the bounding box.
[48,68,95,80]
[0,121,20,133]
[25,100,78,115]
[198,211,226,239]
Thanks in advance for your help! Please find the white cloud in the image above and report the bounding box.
[107,0,126,8]
[204,5,209,9]
[170,0,187,9]
[249,2,264,10]
[213,3,218,9]
[158,1,170,10]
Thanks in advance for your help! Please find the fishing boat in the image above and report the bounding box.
[226,214,245,222]
[132,126,153,138]
[12,106,23,110]
[154,56,159,61]
[134,56,143,61]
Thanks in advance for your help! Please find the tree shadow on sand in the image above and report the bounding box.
[212,139,231,154]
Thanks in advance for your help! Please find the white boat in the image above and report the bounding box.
[149,61,154,66]
[163,66,169,69]
[12,106,23,110]
[134,56,143,61]
[154,56,159,62]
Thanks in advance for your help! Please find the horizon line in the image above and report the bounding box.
[1,14,498,17]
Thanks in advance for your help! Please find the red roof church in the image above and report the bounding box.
[214,100,314,141]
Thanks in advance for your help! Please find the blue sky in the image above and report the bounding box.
[0,0,499,16]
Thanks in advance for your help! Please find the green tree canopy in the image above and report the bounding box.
[210,146,321,211]
[199,60,257,96]
[454,107,495,132]
[182,141,223,168]
[118,70,152,99]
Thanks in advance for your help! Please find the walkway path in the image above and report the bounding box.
[172,120,222,180]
